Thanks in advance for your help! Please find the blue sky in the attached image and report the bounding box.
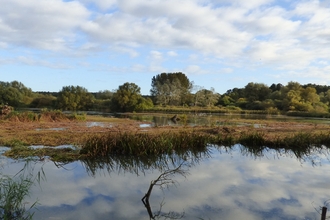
[1,0,330,95]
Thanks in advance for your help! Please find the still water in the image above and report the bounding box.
[1,145,329,220]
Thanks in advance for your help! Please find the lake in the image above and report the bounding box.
[1,144,329,220]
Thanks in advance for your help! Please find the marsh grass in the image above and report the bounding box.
[0,175,35,220]
[4,146,81,162]
[2,110,86,122]
[0,161,45,220]
[81,127,330,159]
[81,131,212,157]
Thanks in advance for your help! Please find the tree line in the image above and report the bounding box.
[2,72,330,113]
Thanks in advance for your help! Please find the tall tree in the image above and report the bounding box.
[195,88,220,107]
[0,81,34,107]
[244,82,271,102]
[150,72,192,105]
[112,82,142,112]
[57,85,94,111]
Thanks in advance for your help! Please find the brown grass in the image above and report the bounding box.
[0,115,329,147]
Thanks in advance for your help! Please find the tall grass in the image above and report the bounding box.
[0,174,35,220]
[2,109,86,122]
[0,161,44,220]
[81,128,330,159]
[81,131,212,157]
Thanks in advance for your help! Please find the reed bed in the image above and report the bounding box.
[1,110,86,122]
[81,131,212,157]
[81,129,330,159]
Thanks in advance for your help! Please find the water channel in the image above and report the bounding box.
[1,114,330,219]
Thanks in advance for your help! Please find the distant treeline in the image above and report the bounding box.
[2,72,330,114]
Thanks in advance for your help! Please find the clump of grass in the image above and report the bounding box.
[68,112,86,121]
[4,146,81,162]
[0,161,43,220]
[3,146,35,158]
[81,131,212,157]
[39,109,67,121]
[2,109,86,122]
[5,111,38,122]
[238,132,266,148]
[4,139,28,148]
[0,174,36,220]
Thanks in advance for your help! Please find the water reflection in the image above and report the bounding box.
[0,158,45,219]
[122,113,330,127]
[141,163,187,219]
[1,145,330,219]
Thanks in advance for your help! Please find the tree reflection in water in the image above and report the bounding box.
[79,149,210,219]
[141,162,188,220]
[51,144,330,219]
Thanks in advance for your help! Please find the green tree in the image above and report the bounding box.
[0,81,35,107]
[150,72,192,105]
[57,85,95,111]
[300,87,320,105]
[112,82,143,112]
[194,88,219,107]
[0,83,22,107]
[224,87,245,102]
[30,94,56,108]
[244,82,271,102]
[94,90,113,100]
[135,97,154,111]
[218,95,234,106]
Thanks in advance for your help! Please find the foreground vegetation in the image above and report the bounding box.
[0,162,43,220]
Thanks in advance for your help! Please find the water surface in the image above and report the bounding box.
[1,145,329,219]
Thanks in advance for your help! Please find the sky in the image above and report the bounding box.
[1,0,330,95]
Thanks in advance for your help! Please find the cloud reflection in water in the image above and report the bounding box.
[1,145,329,220]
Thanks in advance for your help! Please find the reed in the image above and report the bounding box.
[81,131,212,157]
[2,109,86,122]
[0,161,43,220]
[0,174,35,220]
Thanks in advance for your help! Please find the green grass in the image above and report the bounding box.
[0,161,44,220]
[2,109,86,122]
[81,131,212,157]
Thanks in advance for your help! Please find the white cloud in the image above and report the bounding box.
[112,45,139,57]
[0,0,89,51]
[80,0,118,11]
[17,55,71,69]
[1,0,330,90]
[149,50,163,61]
[221,67,233,74]
[167,51,178,57]
[184,65,209,75]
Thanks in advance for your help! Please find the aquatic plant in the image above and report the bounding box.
[0,161,44,220]
[81,131,212,157]
[0,174,36,220]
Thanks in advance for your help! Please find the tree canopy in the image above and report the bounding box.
[3,78,330,114]
[0,81,34,107]
[112,82,145,112]
[57,85,95,111]
[150,72,192,106]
